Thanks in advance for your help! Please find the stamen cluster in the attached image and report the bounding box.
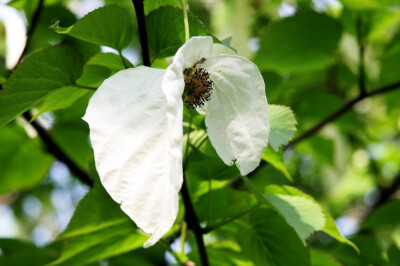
[182,60,213,108]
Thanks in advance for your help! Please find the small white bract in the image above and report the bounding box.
[83,36,269,248]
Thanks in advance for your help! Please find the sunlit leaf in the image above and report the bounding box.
[268,104,297,150]
[262,147,292,181]
[264,185,358,251]
[52,5,132,51]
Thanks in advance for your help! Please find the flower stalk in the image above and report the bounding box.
[181,0,190,42]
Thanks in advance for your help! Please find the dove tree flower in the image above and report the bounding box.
[83,36,269,248]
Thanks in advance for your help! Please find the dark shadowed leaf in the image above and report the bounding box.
[0,45,83,127]
[255,11,342,73]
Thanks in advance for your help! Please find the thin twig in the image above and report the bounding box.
[17,0,44,64]
[131,0,151,66]
[23,112,93,186]
[13,0,94,187]
[180,175,209,266]
[285,81,400,149]
[364,173,400,219]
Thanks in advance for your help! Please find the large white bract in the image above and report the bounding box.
[83,36,269,247]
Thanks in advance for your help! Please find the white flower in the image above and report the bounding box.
[83,36,269,248]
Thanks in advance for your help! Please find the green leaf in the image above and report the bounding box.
[50,184,147,265]
[0,238,61,266]
[0,124,53,195]
[255,11,342,72]
[264,185,358,252]
[60,184,128,238]
[268,104,297,150]
[363,200,400,229]
[189,241,254,266]
[262,146,293,181]
[76,65,111,88]
[50,95,93,173]
[194,188,257,228]
[33,87,90,119]
[0,45,83,128]
[186,139,241,180]
[311,250,341,266]
[144,0,181,14]
[264,194,326,245]
[339,0,384,10]
[237,207,310,266]
[87,52,133,74]
[52,5,132,51]
[146,6,215,59]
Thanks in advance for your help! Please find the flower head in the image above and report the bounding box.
[83,36,269,248]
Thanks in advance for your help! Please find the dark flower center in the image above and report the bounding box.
[182,58,213,109]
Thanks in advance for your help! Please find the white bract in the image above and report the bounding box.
[83,36,269,248]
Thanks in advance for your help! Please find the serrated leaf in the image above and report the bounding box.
[262,146,292,181]
[52,5,132,51]
[0,124,53,194]
[146,6,215,59]
[264,194,326,245]
[255,11,342,72]
[144,0,181,14]
[50,185,147,265]
[264,185,358,252]
[268,104,297,150]
[0,45,83,128]
[237,208,310,266]
[87,52,133,74]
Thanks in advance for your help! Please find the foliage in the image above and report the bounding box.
[0,0,400,265]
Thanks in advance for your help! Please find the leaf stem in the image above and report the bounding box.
[74,84,97,91]
[132,0,151,66]
[181,0,190,42]
[118,50,128,69]
[180,221,187,254]
[159,239,187,264]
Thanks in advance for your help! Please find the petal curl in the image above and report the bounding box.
[202,55,270,176]
[83,66,182,248]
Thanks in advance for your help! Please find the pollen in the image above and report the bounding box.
[182,58,213,109]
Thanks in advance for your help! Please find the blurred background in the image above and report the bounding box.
[0,0,400,264]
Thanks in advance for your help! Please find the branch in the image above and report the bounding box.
[285,80,400,149]
[132,0,151,67]
[12,0,94,187]
[356,14,366,96]
[180,174,209,266]
[23,113,93,187]
[17,0,44,64]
